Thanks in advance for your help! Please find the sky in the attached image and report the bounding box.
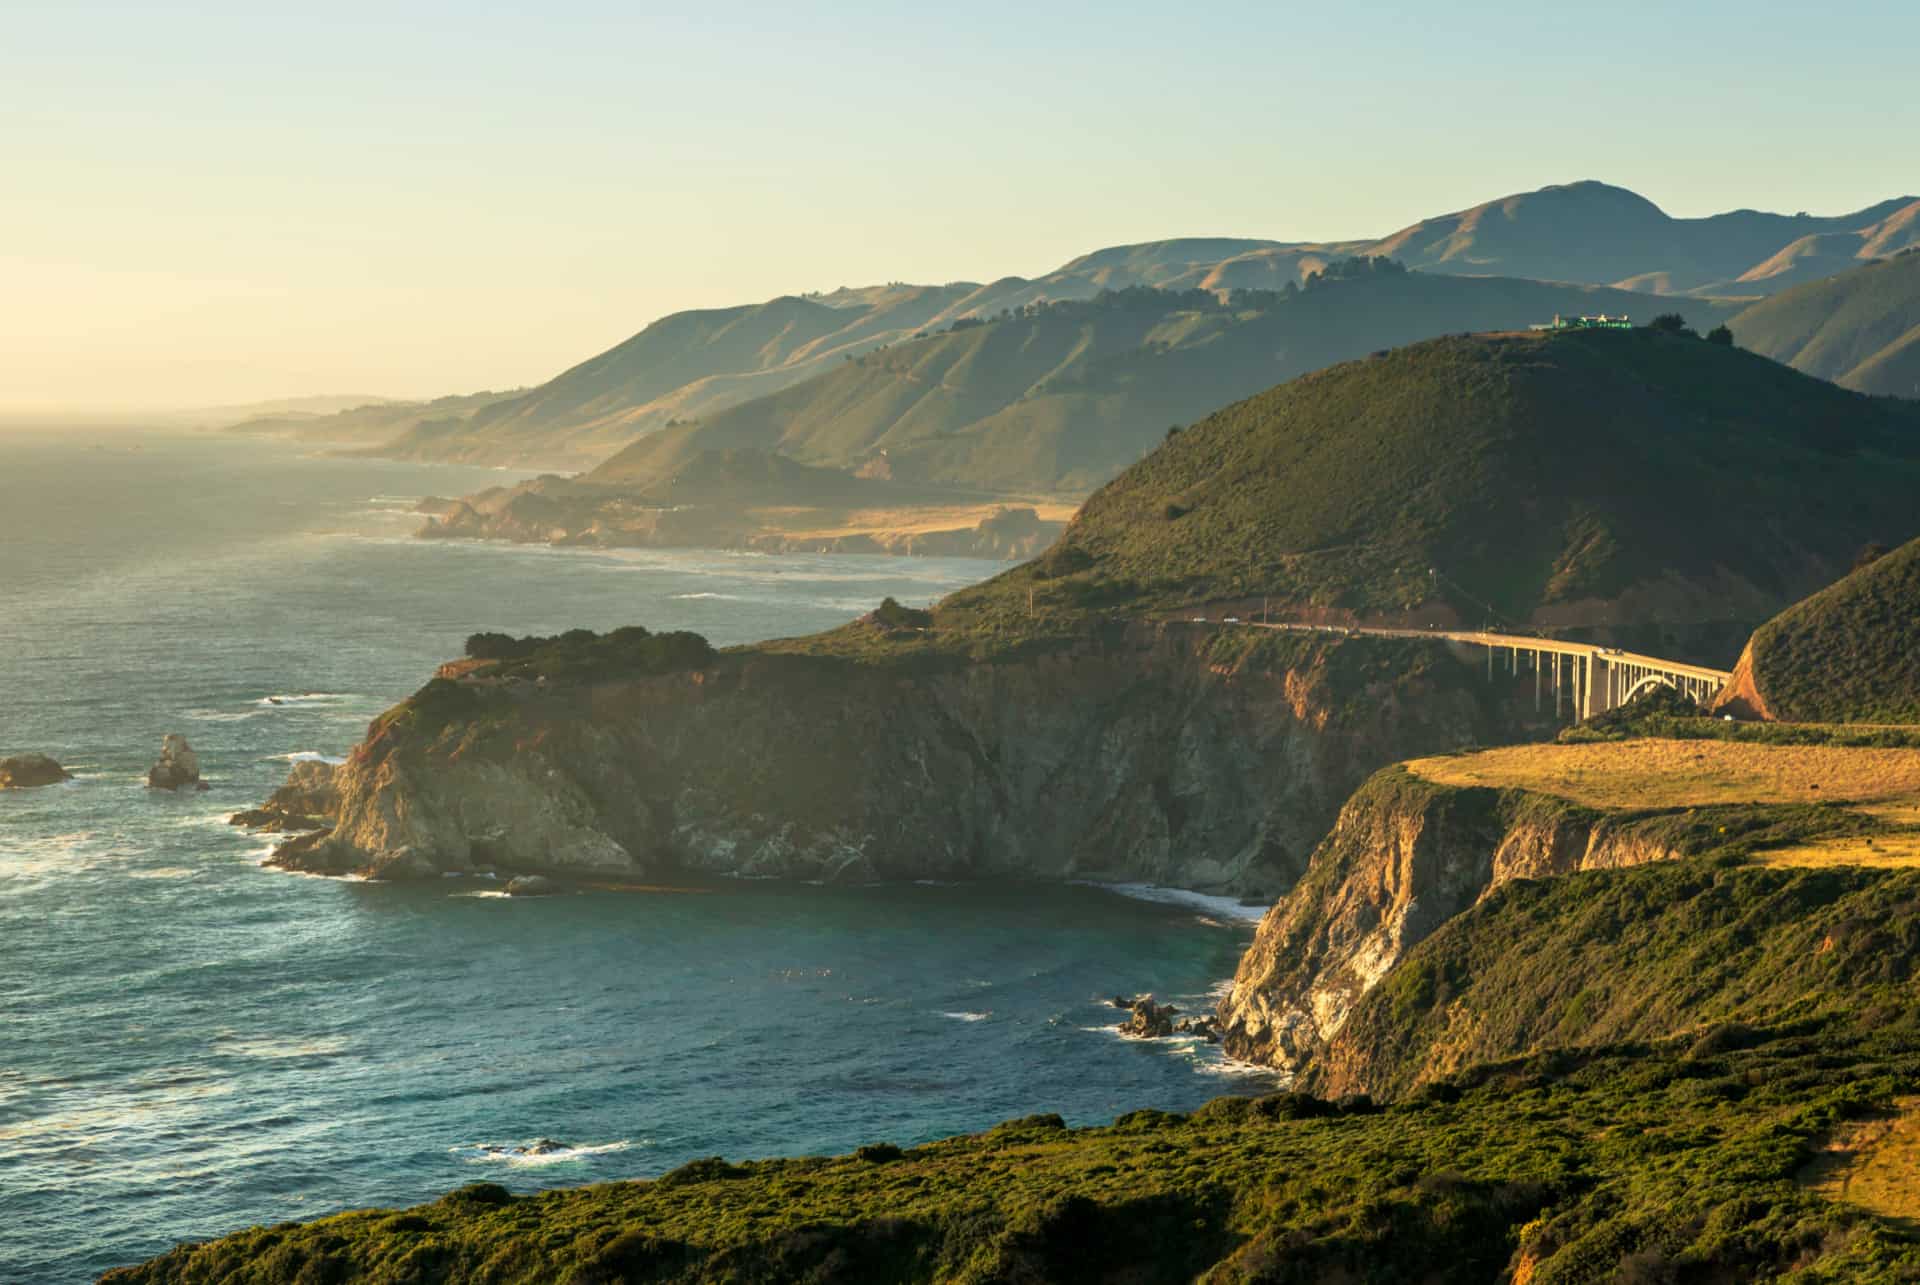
[4,0,1916,412]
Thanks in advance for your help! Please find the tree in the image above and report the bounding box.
[1648,313,1691,335]
[1706,324,1734,346]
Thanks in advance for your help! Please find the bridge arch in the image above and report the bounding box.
[1620,674,1679,705]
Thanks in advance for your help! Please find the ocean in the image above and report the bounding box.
[0,428,1273,1282]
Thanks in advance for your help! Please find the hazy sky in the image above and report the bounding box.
[5,0,1915,411]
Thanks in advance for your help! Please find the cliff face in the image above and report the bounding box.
[1216,770,1688,1078]
[271,628,1535,892]
[1708,640,1775,721]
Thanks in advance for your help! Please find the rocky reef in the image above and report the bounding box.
[248,625,1548,888]
[0,753,71,788]
[145,734,205,791]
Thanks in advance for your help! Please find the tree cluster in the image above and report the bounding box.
[464,625,717,682]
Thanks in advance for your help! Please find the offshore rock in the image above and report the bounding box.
[271,623,1543,886]
[504,875,561,897]
[146,735,205,791]
[1119,997,1179,1038]
[0,753,72,788]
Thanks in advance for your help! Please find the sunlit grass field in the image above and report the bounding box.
[1406,737,1920,867]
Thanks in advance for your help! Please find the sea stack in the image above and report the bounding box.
[146,734,206,791]
[0,753,72,788]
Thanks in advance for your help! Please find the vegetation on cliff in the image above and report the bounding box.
[461,626,717,683]
[1325,857,1920,1100]
[1733,536,1920,724]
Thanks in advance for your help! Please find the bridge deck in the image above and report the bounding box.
[1246,622,1729,682]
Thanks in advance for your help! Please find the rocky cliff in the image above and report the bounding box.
[261,627,1546,890]
[1218,770,1721,1077]
[1216,764,1880,1084]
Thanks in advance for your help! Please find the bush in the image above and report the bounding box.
[871,598,933,630]
[1706,324,1734,346]
[469,626,717,684]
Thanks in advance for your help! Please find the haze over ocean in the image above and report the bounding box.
[0,430,1270,1283]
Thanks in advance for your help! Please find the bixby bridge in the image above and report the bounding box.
[1244,622,1731,720]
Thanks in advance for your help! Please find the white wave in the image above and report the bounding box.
[671,591,741,600]
[184,707,264,723]
[268,751,349,765]
[1187,1055,1286,1080]
[940,1011,991,1022]
[128,866,202,880]
[1075,881,1269,924]
[453,1139,633,1167]
[256,693,354,707]
[451,889,513,899]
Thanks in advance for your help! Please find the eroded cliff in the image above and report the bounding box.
[1216,761,1885,1085]
[263,626,1542,891]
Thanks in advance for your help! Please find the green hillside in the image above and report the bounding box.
[1732,250,1920,398]
[1733,537,1920,724]
[586,269,1740,496]
[939,327,1920,635]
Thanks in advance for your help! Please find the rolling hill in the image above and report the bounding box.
[940,326,1920,648]
[1715,536,1920,724]
[251,181,1917,471]
[1730,248,1920,397]
[1374,180,1919,296]
[582,267,1741,496]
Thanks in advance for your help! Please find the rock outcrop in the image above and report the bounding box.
[0,753,72,788]
[146,735,205,791]
[228,760,338,831]
[258,625,1548,884]
[1216,768,1695,1079]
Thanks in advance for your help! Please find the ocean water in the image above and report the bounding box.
[0,429,1273,1282]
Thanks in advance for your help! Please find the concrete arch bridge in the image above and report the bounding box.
[1247,623,1729,721]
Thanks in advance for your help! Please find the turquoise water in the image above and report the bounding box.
[0,430,1271,1282]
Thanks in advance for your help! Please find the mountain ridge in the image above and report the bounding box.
[245,180,1920,470]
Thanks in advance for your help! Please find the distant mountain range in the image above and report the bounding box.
[240,179,1919,472]
[585,267,1741,496]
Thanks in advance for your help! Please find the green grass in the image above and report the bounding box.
[1321,859,1920,1105]
[1744,537,1920,724]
